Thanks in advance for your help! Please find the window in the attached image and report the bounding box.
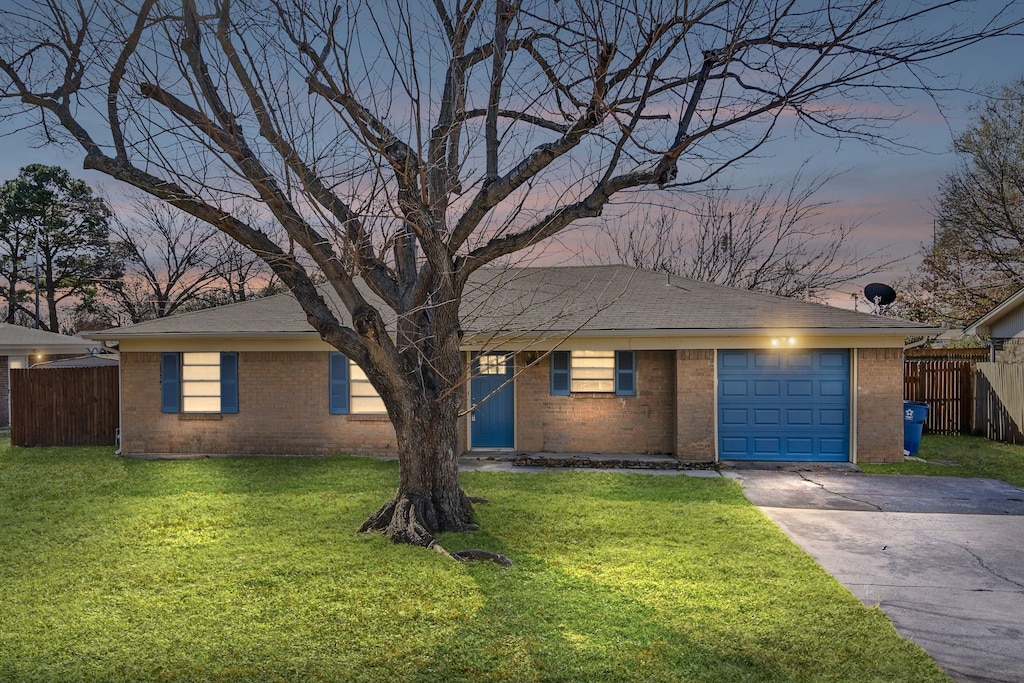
[161,352,238,414]
[477,353,511,375]
[330,353,386,415]
[551,350,635,396]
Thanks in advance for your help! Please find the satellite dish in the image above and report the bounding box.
[864,283,897,307]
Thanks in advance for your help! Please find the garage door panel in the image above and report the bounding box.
[718,349,849,462]
[819,439,847,456]
[721,408,747,425]
[786,380,813,397]
[719,352,750,370]
[753,409,780,425]
[720,379,748,396]
[720,437,748,457]
[818,351,848,369]
[786,438,813,456]
[753,437,781,454]
[786,409,812,426]
[787,353,812,368]
[819,409,847,426]
[820,380,847,397]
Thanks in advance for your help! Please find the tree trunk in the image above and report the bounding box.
[45,287,59,331]
[359,399,476,546]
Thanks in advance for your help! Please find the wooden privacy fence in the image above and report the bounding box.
[10,366,119,447]
[975,363,1024,445]
[903,360,973,435]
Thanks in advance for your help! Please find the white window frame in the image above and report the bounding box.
[181,352,221,413]
[349,361,387,415]
[570,350,616,393]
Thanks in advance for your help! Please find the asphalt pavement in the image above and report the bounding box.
[731,468,1024,683]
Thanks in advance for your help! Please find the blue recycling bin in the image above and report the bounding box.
[903,401,929,455]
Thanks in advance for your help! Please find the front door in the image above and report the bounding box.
[470,353,515,448]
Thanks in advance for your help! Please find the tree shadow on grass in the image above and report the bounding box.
[422,528,796,683]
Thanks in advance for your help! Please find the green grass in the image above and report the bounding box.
[860,434,1024,487]
[0,441,947,682]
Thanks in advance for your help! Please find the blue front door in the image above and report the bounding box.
[471,353,515,448]
[717,349,850,461]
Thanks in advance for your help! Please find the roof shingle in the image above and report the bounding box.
[85,265,939,340]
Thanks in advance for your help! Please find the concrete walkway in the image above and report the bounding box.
[459,450,719,475]
[733,468,1024,683]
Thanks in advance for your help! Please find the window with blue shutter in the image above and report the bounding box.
[220,352,239,413]
[329,352,350,414]
[162,352,240,414]
[551,351,570,395]
[550,350,637,395]
[615,350,636,396]
[160,353,181,413]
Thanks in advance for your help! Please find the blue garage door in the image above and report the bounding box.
[718,349,850,462]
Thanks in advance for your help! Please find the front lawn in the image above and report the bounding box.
[860,434,1024,487]
[0,441,946,682]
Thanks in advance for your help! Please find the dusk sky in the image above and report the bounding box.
[0,3,1021,311]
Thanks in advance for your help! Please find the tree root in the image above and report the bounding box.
[359,492,477,547]
[432,543,513,567]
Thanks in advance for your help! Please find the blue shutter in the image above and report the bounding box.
[160,353,180,413]
[220,352,239,413]
[616,351,636,396]
[329,352,350,414]
[551,351,570,395]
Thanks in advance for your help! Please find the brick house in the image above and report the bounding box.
[1,323,98,428]
[85,266,940,463]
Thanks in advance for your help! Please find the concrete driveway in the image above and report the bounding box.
[732,467,1024,683]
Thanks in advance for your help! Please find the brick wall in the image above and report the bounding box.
[675,349,716,462]
[856,347,904,463]
[514,350,675,454]
[120,351,397,457]
[118,346,904,464]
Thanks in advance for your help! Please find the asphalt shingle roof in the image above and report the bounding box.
[86,265,939,340]
[0,323,95,349]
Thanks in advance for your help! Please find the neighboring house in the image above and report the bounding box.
[84,266,941,463]
[0,323,99,428]
[31,354,120,369]
[964,286,1024,362]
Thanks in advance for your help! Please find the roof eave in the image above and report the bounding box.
[82,330,322,341]
[964,285,1024,335]
[464,326,945,340]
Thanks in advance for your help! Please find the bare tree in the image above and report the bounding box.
[101,196,224,323]
[200,230,283,306]
[1,1,1021,546]
[894,79,1024,326]
[602,169,903,300]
